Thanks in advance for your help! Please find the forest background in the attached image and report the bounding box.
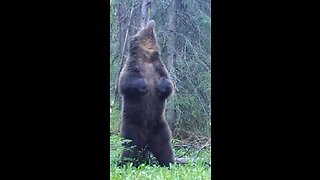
[110,0,211,140]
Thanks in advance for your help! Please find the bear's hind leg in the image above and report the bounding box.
[148,127,175,167]
[119,126,148,167]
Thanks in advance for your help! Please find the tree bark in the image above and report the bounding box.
[117,3,127,63]
[140,0,151,28]
[166,0,178,131]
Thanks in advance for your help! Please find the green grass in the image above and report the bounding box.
[110,162,211,180]
[110,134,211,180]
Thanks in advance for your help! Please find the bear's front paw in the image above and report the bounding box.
[156,77,173,98]
[134,78,148,94]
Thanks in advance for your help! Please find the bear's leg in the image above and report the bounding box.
[120,145,139,166]
[120,126,148,167]
[148,127,175,167]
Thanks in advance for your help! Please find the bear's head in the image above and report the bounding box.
[129,20,161,64]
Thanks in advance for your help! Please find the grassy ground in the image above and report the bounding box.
[110,161,211,180]
[110,134,211,180]
[110,107,211,180]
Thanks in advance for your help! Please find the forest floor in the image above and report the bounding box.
[110,134,211,180]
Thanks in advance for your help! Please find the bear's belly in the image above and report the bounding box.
[123,97,164,123]
[141,95,164,125]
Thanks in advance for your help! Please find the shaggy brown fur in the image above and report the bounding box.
[118,20,174,167]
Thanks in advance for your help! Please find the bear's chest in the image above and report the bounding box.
[143,63,159,89]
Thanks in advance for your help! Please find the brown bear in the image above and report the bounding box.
[118,20,175,167]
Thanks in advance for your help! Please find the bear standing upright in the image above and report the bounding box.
[118,20,175,167]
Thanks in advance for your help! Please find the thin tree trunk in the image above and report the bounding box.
[117,4,127,57]
[166,0,178,131]
[126,2,141,51]
[110,4,134,114]
[140,0,151,28]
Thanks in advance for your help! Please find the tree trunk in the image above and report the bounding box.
[127,2,141,51]
[166,0,178,131]
[140,0,151,28]
[117,3,127,60]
